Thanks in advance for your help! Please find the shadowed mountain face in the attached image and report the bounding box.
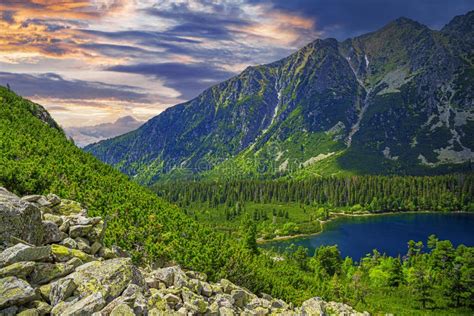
[65,116,143,147]
[85,12,474,184]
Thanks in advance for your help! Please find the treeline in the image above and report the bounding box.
[155,175,474,212]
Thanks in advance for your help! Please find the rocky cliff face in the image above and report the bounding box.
[0,188,366,315]
[86,11,474,183]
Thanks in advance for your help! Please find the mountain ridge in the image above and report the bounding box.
[85,11,474,183]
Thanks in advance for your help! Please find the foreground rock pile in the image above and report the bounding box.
[0,187,368,315]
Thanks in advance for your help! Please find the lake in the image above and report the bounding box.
[261,212,474,260]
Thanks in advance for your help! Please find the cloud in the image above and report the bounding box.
[251,0,474,39]
[108,63,235,99]
[0,72,150,102]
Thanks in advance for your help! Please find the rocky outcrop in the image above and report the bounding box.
[0,187,368,315]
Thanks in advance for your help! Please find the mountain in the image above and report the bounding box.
[65,116,143,147]
[85,12,474,183]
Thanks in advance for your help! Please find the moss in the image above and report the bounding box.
[38,283,52,302]
[51,244,94,263]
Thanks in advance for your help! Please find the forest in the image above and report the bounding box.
[154,176,474,239]
[0,86,473,314]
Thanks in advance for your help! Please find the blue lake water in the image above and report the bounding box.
[261,212,474,260]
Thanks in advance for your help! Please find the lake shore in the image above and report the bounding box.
[256,210,469,244]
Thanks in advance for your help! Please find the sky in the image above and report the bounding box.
[1,0,473,127]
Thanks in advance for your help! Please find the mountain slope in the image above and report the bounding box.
[86,12,474,183]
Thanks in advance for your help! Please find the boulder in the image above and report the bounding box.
[42,221,64,244]
[220,279,239,294]
[20,195,42,203]
[181,287,208,313]
[110,303,135,316]
[300,297,326,316]
[69,224,93,238]
[68,215,101,226]
[43,213,63,226]
[90,242,102,255]
[46,194,61,206]
[0,188,44,246]
[231,289,247,308]
[35,197,52,208]
[28,260,77,285]
[75,237,91,253]
[51,200,83,216]
[0,244,51,267]
[60,238,77,249]
[201,281,213,297]
[26,300,52,315]
[0,276,37,308]
[163,293,181,306]
[49,278,77,306]
[0,306,19,315]
[57,292,106,316]
[97,284,138,316]
[67,258,135,301]
[17,308,39,316]
[0,261,35,279]
[50,244,94,263]
[152,266,175,287]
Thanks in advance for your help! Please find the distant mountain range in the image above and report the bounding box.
[65,116,143,147]
[85,11,474,183]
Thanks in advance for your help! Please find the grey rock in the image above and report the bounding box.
[152,267,175,287]
[46,194,61,206]
[0,188,44,246]
[50,278,77,306]
[110,303,135,316]
[35,197,52,208]
[0,306,18,315]
[164,293,181,306]
[20,195,42,203]
[0,276,37,308]
[60,237,77,249]
[231,289,247,308]
[300,297,326,316]
[67,258,135,301]
[75,237,91,254]
[28,260,76,285]
[17,308,39,316]
[0,244,51,267]
[58,292,106,316]
[43,213,63,226]
[42,221,64,244]
[59,219,70,233]
[69,225,93,238]
[90,241,102,255]
[0,261,35,278]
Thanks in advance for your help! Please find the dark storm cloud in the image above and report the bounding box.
[0,72,150,103]
[80,29,201,44]
[144,3,250,40]
[107,63,235,99]
[250,0,474,39]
